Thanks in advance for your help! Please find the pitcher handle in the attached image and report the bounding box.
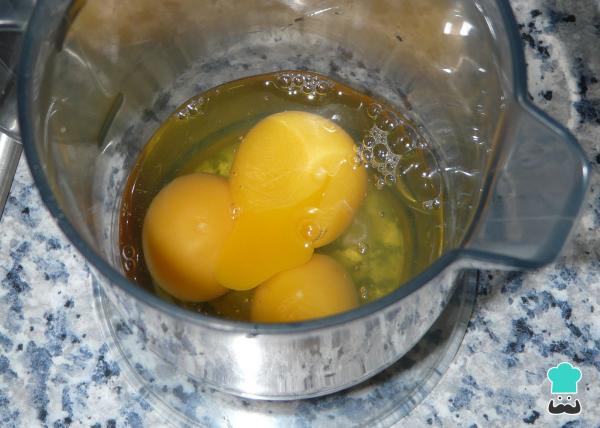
[463,103,590,268]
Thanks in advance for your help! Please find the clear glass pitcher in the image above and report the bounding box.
[13,0,588,399]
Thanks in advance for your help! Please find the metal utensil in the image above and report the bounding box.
[0,0,35,217]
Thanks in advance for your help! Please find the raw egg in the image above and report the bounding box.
[142,173,232,301]
[251,254,359,323]
[216,111,367,290]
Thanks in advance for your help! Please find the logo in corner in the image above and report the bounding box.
[547,362,582,415]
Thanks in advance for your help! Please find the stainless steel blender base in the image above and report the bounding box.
[92,272,477,427]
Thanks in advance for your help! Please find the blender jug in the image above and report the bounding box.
[11,0,589,399]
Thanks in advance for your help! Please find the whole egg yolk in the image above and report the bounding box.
[142,173,232,301]
[215,111,368,291]
[251,254,359,323]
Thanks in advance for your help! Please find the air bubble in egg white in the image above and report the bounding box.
[384,174,397,186]
[302,83,315,94]
[275,72,333,99]
[316,81,330,95]
[277,74,291,87]
[367,103,382,119]
[300,221,322,242]
[384,161,396,174]
[388,131,412,155]
[122,245,136,259]
[358,241,369,255]
[363,135,376,149]
[360,148,373,163]
[423,198,441,210]
[376,110,400,131]
[124,259,136,272]
[359,285,369,300]
[373,144,388,164]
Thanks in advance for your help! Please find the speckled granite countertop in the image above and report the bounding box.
[2,1,600,427]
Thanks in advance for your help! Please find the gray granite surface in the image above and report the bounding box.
[1,1,600,427]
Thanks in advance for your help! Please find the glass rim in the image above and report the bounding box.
[17,0,586,334]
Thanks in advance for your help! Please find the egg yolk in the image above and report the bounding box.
[216,111,367,290]
[142,173,232,301]
[251,254,359,323]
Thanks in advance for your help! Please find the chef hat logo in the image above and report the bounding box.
[547,362,582,394]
